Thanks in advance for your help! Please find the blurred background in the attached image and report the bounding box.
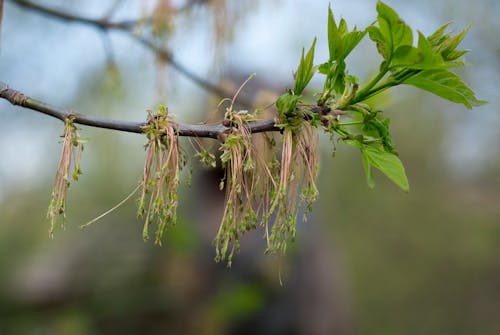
[0,0,499,334]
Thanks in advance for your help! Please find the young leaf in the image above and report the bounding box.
[427,22,453,47]
[428,23,471,63]
[439,25,470,61]
[294,38,317,95]
[363,116,395,153]
[276,92,300,115]
[362,145,409,192]
[322,5,366,99]
[403,69,486,108]
[342,30,367,59]
[328,6,366,62]
[328,6,342,61]
[345,140,408,191]
[368,26,389,59]
[361,150,376,188]
[415,32,446,69]
[374,1,413,58]
[392,32,446,70]
[329,60,347,96]
[391,45,420,68]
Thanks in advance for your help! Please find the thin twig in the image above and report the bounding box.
[103,0,126,21]
[7,0,253,108]
[8,0,135,29]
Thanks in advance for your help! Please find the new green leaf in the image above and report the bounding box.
[328,6,366,62]
[391,32,446,70]
[427,23,471,67]
[427,22,453,47]
[368,26,389,59]
[345,140,409,191]
[276,92,300,115]
[404,69,486,108]
[362,145,409,192]
[369,1,413,60]
[437,25,471,61]
[294,38,317,95]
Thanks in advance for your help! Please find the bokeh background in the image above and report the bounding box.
[1,0,499,334]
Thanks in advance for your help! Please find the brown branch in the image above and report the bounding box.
[0,81,278,139]
[7,0,252,108]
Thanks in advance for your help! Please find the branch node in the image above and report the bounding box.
[65,111,77,123]
[218,131,229,142]
[11,91,28,106]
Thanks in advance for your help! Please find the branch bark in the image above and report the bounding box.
[0,81,278,139]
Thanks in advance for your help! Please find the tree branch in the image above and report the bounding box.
[0,81,278,139]
[7,0,253,108]
[9,0,135,29]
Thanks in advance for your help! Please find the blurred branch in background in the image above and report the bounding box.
[7,0,253,108]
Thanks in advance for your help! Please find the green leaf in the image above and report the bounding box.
[391,45,419,67]
[345,139,408,191]
[362,145,409,192]
[362,150,376,188]
[404,69,486,108]
[342,30,367,60]
[427,22,453,47]
[363,116,395,152]
[427,23,471,63]
[318,62,331,75]
[368,26,389,59]
[445,49,468,62]
[440,25,470,61]
[323,6,366,99]
[375,1,413,57]
[416,32,446,68]
[391,32,447,70]
[294,38,317,95]
[332,61,347,94]
[328,6,342,61]
[328,5,366,62]
[276,92,300,115]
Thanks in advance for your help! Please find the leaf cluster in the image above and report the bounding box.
[276,1,484,193]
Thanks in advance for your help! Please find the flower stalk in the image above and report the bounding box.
[267,122,319,254]
[215,110,258,266]
[47,117,85,238]
[138,106,184,245]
